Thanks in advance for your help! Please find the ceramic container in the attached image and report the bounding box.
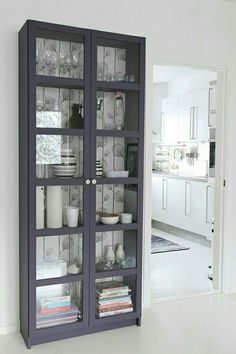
[67,206,79,227]
[115,244,125,264]
[96,160,103,177]
[105,245,115,264]
[120,213,132,224]
[46,186,62,228]
[36,186,44,229]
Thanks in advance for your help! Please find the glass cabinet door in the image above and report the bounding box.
[32,25,89,332]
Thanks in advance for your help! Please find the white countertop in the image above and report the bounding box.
[152,171,209,183]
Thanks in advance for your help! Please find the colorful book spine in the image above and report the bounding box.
[40,306,71,315]
[96,307,133,318]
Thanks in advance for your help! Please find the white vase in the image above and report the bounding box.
[67,206,79,227]
[116,244,125,264]
[46,186,62,228]
[105,246,115,264]
[36,186,44,230]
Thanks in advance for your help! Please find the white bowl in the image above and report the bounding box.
[100,213,120,225]
[105,170,129,178]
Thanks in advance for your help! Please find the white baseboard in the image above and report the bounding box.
[0,323,19,335]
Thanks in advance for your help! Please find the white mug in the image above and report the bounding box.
[120,213,132,224]
[67,206,79,227]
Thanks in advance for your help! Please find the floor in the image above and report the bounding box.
[1,294,236,354]
[151,228,213,300]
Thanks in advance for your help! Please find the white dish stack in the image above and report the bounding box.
[53,149,77,178]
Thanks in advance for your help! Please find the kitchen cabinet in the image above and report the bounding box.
[19,20,145,348]
[208,80,217,128]
[152,174,214,238]
[157,89,209,143]
[152,176,167,223]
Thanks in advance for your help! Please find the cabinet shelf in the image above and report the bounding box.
[95,310,137,324]
[36,274,83,287]
[96,130,140,137]
[36,178,84,186]
[96,81,140,92]
[36,128,84,136]
[95,222,138,232]
[95,267,137,279]
[36,226,84,237]
[96,177,138,185]
[35,75,84,89]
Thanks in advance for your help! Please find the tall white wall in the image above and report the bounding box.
[1,0,236,333]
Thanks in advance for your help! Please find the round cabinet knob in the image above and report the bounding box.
[85,179,91,185]
[91,179,97,185]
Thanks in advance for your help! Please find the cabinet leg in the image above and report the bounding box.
[136,317,141,327]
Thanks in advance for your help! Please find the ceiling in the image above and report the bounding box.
[153,65,205,84]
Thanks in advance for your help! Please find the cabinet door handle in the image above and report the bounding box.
[190,107,193,139]
[185,182,191,216]
[162,179,167,210]
[206,185,210,223]
[160,112,165,141]
[192,106,197,139]
[85,179,91,185]
[208,87,213,127]
[91,179,97,185]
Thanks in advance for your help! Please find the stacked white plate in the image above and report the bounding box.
[52,149,77,177]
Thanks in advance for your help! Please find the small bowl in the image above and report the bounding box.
[100,213,119,225]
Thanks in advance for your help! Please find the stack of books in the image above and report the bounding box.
[37,295,81,328]
[96,281,134,318]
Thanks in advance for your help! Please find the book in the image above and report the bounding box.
[96,281,130,294]
[96,304,133,313]
[96,290,130,299]
[40,306,71,315]
[96,306,134,318]
[97,295,132,304]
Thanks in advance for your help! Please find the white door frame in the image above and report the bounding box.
[142,50,229,308]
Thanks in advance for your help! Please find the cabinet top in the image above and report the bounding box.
[20,19,146,42]
[152,171,209,183]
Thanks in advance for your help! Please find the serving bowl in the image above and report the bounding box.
[99,213,119,225]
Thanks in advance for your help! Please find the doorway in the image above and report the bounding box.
[149,64,222,301]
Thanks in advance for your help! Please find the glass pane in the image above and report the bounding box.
[36,135,83,179]
[95,275,136,318]
[36,87,84,129]
[96,230,136,272]
[96,91,138,130]
[36,282,82,329]
[96,137,139,178]
[96,184,138,224]
[36,37,84,78]
[97,40,139,83]
[36,185,83,230]
[36,234,83,280]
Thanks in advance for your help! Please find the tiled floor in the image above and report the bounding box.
[1,294,236,354]
[151,228,213,300]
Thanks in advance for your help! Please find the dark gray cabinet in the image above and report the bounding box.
[19,20,145,348]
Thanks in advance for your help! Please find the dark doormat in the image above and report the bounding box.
[151,235,190,254]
